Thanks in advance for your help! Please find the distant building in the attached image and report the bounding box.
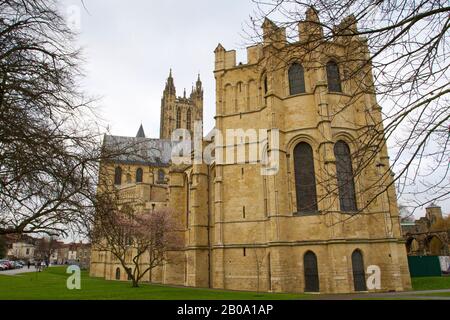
[5,234,37,262]
[47,240,65,264]
[56,245,69,265]
[57,242,91,268]
[5,235,91,267]
[7,242,35,262]
[401,204,450,256]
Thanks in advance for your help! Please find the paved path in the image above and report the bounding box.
[0,266,38,275]
[316,289,450,300]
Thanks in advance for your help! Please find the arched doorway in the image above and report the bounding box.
[352,250,367,291]
[115,267,121,280]
[428,236,444,256]
[406,238,420,255]
[304,251,319,292]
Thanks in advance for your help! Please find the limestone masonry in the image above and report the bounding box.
[90,8,412,294]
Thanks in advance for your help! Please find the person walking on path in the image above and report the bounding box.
[27,261,30,269]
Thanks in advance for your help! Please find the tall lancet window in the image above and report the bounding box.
[186,109,192,130]
[136,168,143,183]
[114,167,122,185]
[334,141,357,212]
[263,76,268,94]
[288,63,306,95]
[294,142,318,213]
[176,108,181,129]
[326,61,342,92]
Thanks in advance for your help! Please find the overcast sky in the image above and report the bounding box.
[60,1,448,219]
[63,0,255,138]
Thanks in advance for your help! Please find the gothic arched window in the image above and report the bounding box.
[176,108,181,129]
[158,169,165,184]
[288,63,306,95]
[334,141,357,212]
[115,267,121,280]
[114,167,122,185]
[136,168,143,183]
[263,76,268,94]
[294,142,318,213]
[326,61,342,92]
[186,109,192,130]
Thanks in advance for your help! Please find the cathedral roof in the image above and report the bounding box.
[136,124,146,138]
[102,135,173,166]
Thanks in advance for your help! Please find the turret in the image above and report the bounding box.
[160,69,176,139]
[195,73,203,96]
[262,18,286,48]
[334,14,358,40]
[164,68,176,97]
[192,74,203,119]
[426,204,443,225]
[298,6,323,43]
[214,43,236,70]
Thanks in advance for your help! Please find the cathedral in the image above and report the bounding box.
[90,8,412,294]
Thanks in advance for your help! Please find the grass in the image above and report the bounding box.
[411,276,450,291]
[0,267,310,300]
[1,268,449,300]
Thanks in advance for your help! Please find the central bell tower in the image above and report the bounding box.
[160,69,203,139]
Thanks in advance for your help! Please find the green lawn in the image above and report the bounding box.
[0,267,309,300]
[1,268,449,300]
[411,276,450,291]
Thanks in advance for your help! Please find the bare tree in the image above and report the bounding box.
[244,1,449,216]
[91,189,182,288]
[34,236,58,263]
[0,0,141,237]
[0,235,6,258]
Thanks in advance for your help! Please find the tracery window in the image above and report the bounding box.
[186,109,192,130]
[326,61,342,92]
[176,107,181,128]
[334,141,357,212]
[136,168,143,183]
[288,63,306,95]
[294,142,318,213]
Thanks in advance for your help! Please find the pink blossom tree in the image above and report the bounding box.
[91,197,183,287]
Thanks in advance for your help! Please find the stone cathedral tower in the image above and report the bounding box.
[160,69,203,139]
[91,7,412,294]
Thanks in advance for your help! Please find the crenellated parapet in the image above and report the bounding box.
[214,7,368,74]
